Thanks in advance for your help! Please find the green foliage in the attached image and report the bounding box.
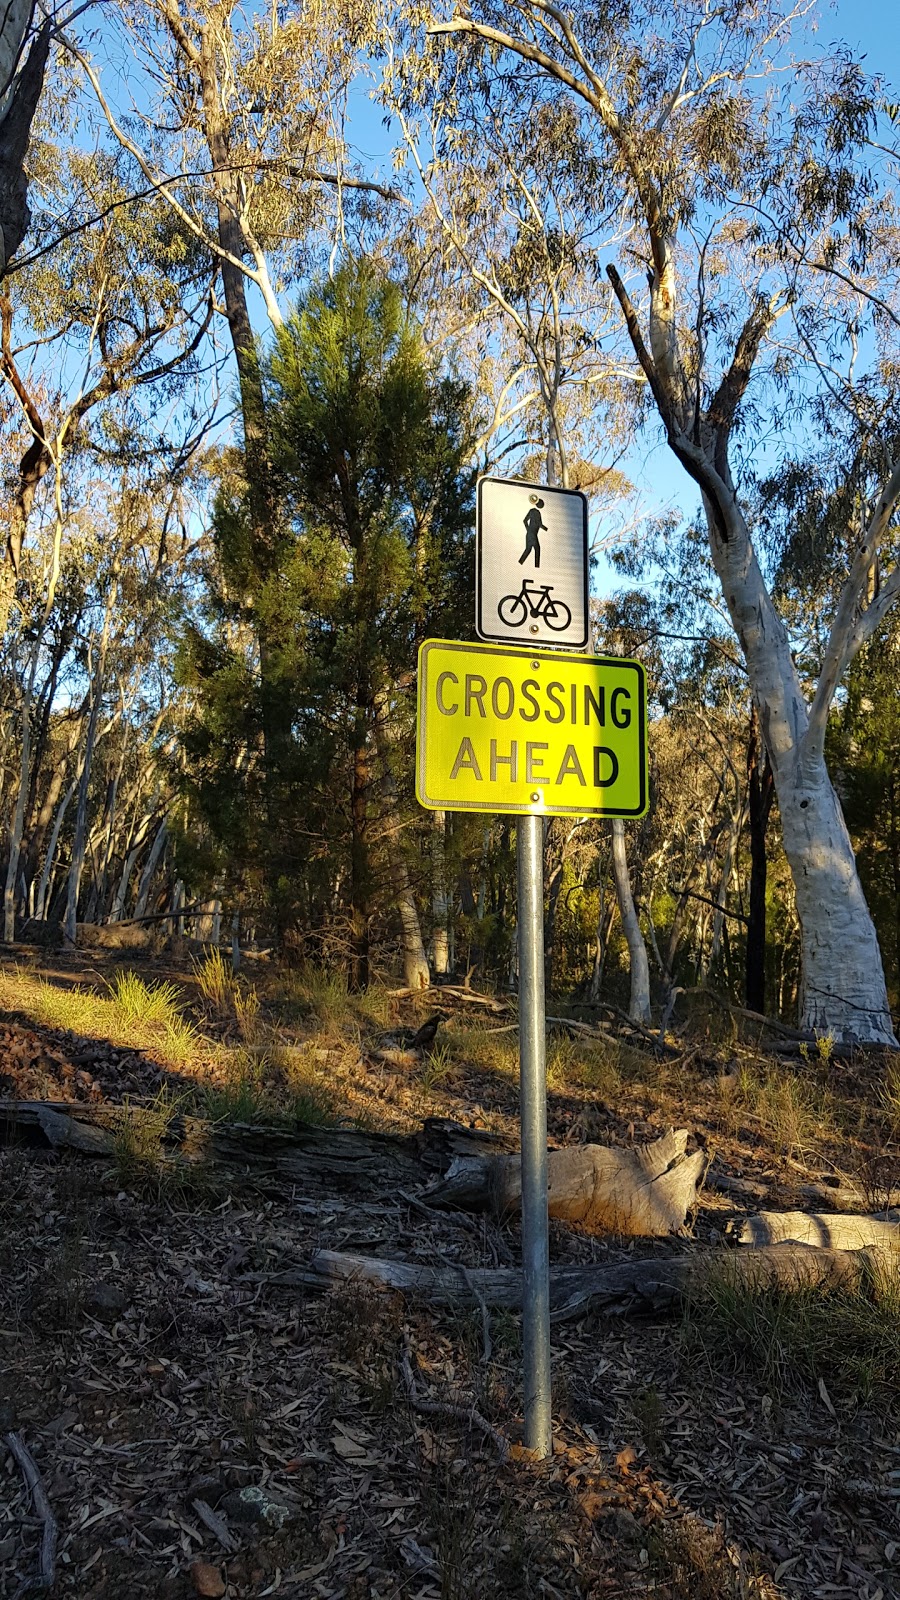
[110,1091,183,1195]
[107,970,182,1028]
[178,260,475,971]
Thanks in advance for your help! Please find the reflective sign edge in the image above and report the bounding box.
[474,475,589,650]
[415,638,648,818]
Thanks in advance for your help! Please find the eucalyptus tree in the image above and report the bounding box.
[71,0,397,805]
[403,0,900,1042]
[383,53,658,1012]
[0,134,216,940]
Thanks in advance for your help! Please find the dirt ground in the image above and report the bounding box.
[1,946,899,1600]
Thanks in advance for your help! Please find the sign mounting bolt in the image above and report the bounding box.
[530,793,541,803]
[531,661,540,670]
[530,624,539,634]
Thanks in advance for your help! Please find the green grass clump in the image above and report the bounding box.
[417,1040,457,1096]
[0,965,201,1070]
[684,1255,900,1409]
[111,1090,180,1191]
[275,964,390,1033]
[204,1045,335,1128]
[192,947,238,1012]
[108,970,182,1028]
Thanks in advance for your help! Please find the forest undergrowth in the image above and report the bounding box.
[2,947,900,1599]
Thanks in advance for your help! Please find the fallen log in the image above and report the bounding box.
[1,1103,702,1233]
[706,1167,769,1202]
[740,1211,900,1250]
[426,1128,705,1236]
[293,1244,894,1321]
[0,1100,422,1190]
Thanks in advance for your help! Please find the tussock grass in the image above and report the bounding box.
[441,1023,518,1078]
[275,964,391,1033]
[204,1042,335,1127]
[684,1254,900,1409]
[108,1088,218,1200]
[717,1061,832,1157]
[416,1040,457,1096]
[192,946,238,1012]
[111,1089,180,1184]
[107,970,181,1027]
[0,964,202,1070]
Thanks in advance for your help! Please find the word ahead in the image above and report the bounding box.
[416,640,647,817]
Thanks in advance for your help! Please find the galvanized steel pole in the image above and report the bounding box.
[517,811,552,1457]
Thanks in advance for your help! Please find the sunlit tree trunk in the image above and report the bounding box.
[611,819,651,1023]
[133,819,168,920]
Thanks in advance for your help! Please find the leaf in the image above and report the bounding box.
[190,1561,225,1598]
[818,1376,837,1417]
[331,1433,367,1458]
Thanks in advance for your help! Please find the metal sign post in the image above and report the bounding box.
[415,476,648,1462]
[516,810,552,1456]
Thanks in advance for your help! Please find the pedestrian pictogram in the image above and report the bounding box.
[519,497,547,567]
[476,475,588,649]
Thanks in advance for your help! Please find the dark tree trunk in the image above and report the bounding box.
[746,705,775,1014]
[349,692,371,991]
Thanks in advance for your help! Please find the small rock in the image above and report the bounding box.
[221,1485,292,1528]
[190,1560,225,1598]
[84,1282,128,1322]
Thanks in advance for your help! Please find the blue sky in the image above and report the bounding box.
[340,0,900,582]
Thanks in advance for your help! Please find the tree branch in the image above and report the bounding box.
[605,264,663,410]
[707,294,788,471]
[805,458,900,764]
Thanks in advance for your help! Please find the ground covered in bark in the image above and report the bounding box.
[2,946,900,1599]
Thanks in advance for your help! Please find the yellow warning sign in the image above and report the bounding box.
[416,640,647,817]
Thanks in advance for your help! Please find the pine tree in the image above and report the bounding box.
[180,260,475,981]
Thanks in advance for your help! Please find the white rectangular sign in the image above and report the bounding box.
[476,475,588,651]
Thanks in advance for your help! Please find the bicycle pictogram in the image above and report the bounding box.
[497,579,572,633]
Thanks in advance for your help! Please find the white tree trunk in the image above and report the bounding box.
[64,683,103,944]
[133,818,168,920]
[708,499,896,1044]
[611,819,651,1024]
[397,876,430,989]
